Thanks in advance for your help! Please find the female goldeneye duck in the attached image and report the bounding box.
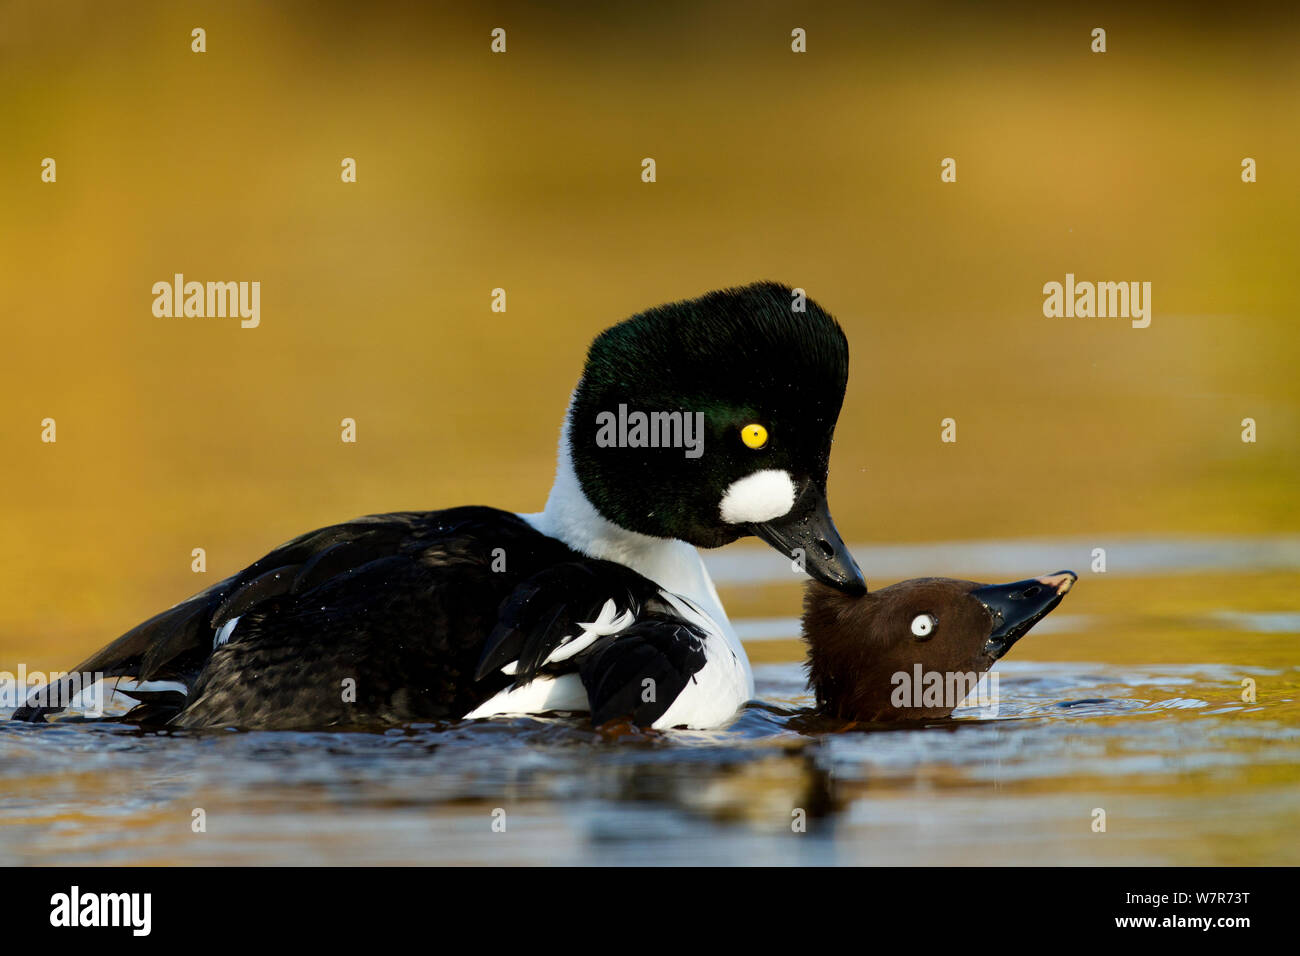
[14,281,865,731]
[801,571,1077,722]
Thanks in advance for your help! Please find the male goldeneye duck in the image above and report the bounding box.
[801,571,1077,721]
[13,281,864,730]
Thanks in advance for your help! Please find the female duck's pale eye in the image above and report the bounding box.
[910,613,937,638]
[740,423,768,449]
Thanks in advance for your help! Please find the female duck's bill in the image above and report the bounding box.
[802,570,1077,722]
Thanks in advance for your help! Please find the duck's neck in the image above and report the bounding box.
[520,398,736,643]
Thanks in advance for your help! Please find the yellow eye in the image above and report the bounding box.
[740,423,768,449]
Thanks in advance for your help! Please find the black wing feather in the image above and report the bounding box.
[209,565,303,630]
[578,621,708,727]
[474,562,643,683]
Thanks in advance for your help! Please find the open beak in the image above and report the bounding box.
[972,570,1077,659]
[749,485,867,595]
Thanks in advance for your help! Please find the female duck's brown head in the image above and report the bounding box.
[801,571,1076,722]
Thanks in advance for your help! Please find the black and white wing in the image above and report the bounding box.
[469,561,751,729]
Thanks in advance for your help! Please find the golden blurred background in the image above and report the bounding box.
[2,0,1297,667]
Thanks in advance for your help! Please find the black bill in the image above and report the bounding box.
[973,570,1078,659]
[750,485,867,595]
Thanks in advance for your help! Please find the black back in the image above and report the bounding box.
[13,507,714,729]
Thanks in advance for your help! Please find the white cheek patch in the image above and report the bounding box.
[719,469,797,524]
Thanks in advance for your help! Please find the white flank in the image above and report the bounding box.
[463,673,589,719]
[650,591,754,730]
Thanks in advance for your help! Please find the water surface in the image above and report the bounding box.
[3,541,1296,866]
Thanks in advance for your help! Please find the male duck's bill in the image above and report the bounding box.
[747,481,864,595]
